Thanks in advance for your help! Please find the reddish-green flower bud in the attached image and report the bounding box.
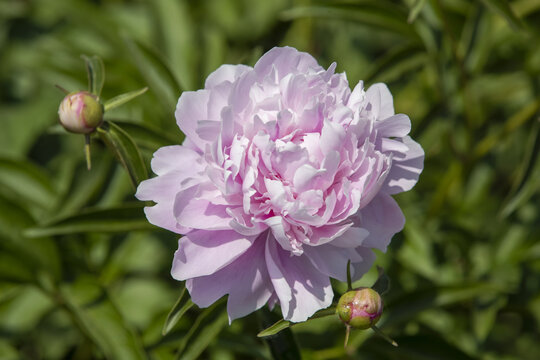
[336,288,383,329]
[58,91,103,134]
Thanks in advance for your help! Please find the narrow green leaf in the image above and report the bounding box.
[479,0,524,30]
[162,287,195,335]
[175,300,226,358]
[257,308,301,360]
[281,2,416,38]
[58,283,146,360]
[0,157,56,211]
[372,267,391,295]
[97,121,148,189]
[123,35,181,111]
[82,55,105,97]
[257,306,337,337]
[181,312,228,360]
[407,0,427,23]
[104,87,149,112]
[257,319,291,338]
[24,203,153,237]
[111,120,182,150]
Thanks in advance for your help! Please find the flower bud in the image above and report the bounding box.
[336,288,383,329]
[58,91,103,133]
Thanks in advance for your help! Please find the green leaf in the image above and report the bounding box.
[175,300,226,358]
[82,55,105,97]
[385,283,503,326]
[281,1,416,38]
[162,286,194,335]
[407,0,427,23]
[24,203,154,237]
[257,308,301,360]
[97,121,148,189]
[0,157,56,212]
[58,282,146,360]
[479,0,524,30]
[123,35,181,111]
[257,306,336,337]
[111,120,182,150]
[372,267,391,295]
[181,312,228,360]
[104,87,149,112]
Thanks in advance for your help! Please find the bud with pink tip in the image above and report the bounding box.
[336,288,383,329]
[58,91,103,134]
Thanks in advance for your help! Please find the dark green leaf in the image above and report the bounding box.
[82,55,105,97]
[257,306,336,337]
[408,0,427,23]
[372,267,391,295]
[97,121,148,189]
[111,120,182,150]
[24,203,153,237]
[181,312,228,360]
[175,300,226,359]
[479,0,524,30]
[257,308,301,360]
[123,35,181,111]
[162,286,194,335]
[104,87,149,112]
[0,157,56,212]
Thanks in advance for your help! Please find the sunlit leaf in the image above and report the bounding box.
[257,306,336,337]
[82,55,105,97]
[97,121,148,189]
[24,203,153,237]
[162,286,194,335]
[104,87,149,112]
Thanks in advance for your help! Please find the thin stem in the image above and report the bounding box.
[371,325,398,347]
[84,134,92,170]
[55,84,69,94]
[346,260,352,291]
[344,325,351,348]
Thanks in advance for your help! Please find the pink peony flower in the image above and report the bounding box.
[136,47,424,323]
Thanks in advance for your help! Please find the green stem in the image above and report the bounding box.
[346,260,352,291]
[371,325,398,347]
[84,134,92,170]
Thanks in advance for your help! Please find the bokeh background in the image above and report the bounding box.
[1,0,540,359]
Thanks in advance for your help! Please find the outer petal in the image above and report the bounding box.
[303,243,363,282]
[136,146,204,234]
[265,235,333,322]
[383,136,425,195]
[353,193,405,252]
[254,46,320,81]
[366,83,394,120]
[186,235,273,322]
[174,186,233,230]
[171,230,256,280]
[175,90,210,150]
[205,64,252,89]
[149,145,203,176]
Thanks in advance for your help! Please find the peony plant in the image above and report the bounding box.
[136,46,424,323]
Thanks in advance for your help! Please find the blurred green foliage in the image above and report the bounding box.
[1,0,540,359]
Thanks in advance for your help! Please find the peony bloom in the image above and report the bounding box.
[136,47,424,323]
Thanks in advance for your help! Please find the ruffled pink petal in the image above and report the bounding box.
[265,235,333,322]
[254,46,320,81]
[205,64,252,89]
[303,243,363,282]
[366,83,394,120]
[171,230,256,280]
[175,90,210,151]
[354,193,405,252]
[383,136,425,195]
[185,235,273,322]
[174,186,233,230]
